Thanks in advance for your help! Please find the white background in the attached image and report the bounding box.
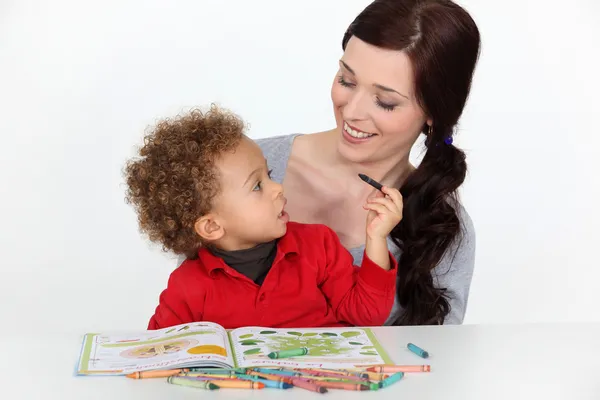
[0,0,598,333]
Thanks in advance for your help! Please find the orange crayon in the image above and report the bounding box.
[249,372,293,383]
[367,365,431,373]
[126,369,188,379]
[210,380,265,389]
[296,369,367,382]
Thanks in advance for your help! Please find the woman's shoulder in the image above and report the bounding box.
[254,133,302,183]
[255,133,300,158]
[451,199,476,249]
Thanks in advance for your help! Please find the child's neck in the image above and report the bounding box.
[211,237,273,252]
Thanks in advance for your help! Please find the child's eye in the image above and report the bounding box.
[268,169,273,178]
[252,181,262,191]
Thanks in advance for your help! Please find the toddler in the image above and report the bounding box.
[124,105,403,329]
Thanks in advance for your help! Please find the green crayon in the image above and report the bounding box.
[267,347,309,359]
[167,376,219,390]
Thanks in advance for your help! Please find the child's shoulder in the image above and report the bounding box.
[169,254,211,281]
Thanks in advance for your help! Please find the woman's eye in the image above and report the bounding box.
[337,76,355,88]
[376,98,396,111]
[252,181,262,191]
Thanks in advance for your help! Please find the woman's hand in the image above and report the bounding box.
[363,186,403,239]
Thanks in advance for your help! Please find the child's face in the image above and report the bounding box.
[209,136,289,250]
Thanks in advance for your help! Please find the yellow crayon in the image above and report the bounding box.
[211,380,265,389]
[126,368,188,379]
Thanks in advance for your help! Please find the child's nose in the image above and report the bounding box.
[272,182,284,197]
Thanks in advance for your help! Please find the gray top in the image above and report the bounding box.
[256,133,476,325]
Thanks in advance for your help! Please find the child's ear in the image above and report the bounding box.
[194,214,224,242]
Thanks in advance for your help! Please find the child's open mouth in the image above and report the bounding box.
[278,210,289,222]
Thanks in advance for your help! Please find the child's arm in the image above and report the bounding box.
[319,186,403,326]
[363,186,404,269]
[147,266,202,329]
[318,227,397,326]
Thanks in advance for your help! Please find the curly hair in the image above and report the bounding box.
[124,105,245,258]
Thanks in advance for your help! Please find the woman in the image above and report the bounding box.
[257,0,480,325]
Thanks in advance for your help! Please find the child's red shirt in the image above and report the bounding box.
[148,222,397,330]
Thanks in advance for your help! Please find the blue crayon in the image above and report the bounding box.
[379,372,404,388]
[236,374,293,389]
[253,368,301,377]
[407,342,429,358]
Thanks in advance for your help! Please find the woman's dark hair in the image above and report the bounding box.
[343,0,480,325]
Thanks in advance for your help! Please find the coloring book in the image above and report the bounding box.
[76,322,393,375]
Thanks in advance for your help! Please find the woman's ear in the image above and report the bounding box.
[194,214,225,242]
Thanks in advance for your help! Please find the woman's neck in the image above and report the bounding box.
[320,129,414,193]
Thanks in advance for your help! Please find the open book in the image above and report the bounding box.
[76,322,393,375]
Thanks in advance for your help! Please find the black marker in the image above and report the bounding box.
[358,173,383,191]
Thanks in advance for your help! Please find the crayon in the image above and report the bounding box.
[126,369,188,379]
[367,365,431,373]
[314,381,371,391]
[289,377,328,394]
[253,368,302,376]
[297,370,368,383]
[306,376,369,383]
[248,371,293,383]
[379,372,404,388]
[210,380,265,389]
[310,368,370,379]
[236,374,293,389]
[188,368,246,374]
[180,371,238,378]
[167,376,219,390]
[250,372,327,393]
[313,368,382,380]
[175,376,237,382]
[358,173,383,191]
[267,347,309,359]
[407,342,429,358]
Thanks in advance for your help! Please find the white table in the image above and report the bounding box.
[2,323,599,399]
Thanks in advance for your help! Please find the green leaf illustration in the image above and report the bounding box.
[303,333,319,337]
[360,351,378,356]
[349,342,363,345]
[320,332,337,337]
[243,348,261,355]
[240,340,264,345]
[239,334,254,339]
[287,331,302,336]
[341,331,361,338]
[260,330,276,335]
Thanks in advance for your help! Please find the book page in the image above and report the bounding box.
[77,322,234,375]
[229,326,393,369]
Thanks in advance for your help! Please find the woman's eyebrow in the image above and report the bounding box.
[339,60,409,100]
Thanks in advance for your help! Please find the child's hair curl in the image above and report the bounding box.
[124,105,244,257]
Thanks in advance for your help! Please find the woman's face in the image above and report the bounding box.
[331,36,429,165]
